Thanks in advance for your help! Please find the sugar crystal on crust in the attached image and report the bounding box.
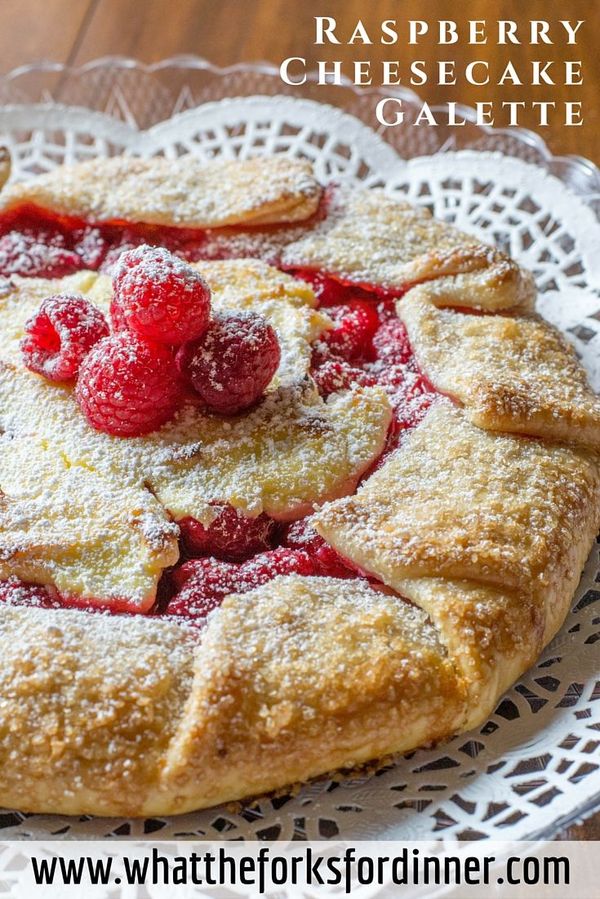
[400,286,600,446]
[0,156,322,228]
[314,400,600,595]
[160,576,466,810]
[281,186,535,310]
[0,605,198,815]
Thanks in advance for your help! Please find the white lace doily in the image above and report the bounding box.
[0,92,598,843]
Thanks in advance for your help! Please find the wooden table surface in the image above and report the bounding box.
[2,0,597,163]
[0,0,598,840]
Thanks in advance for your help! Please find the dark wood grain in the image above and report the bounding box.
[0,0,597,839]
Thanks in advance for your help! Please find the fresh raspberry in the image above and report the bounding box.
[372,317,413,364]
[319,299,380,362]
[312,357,376,397]
[111,245,211,344]
[176,312,281,415]
[168,547,315,620]
[20,294,110,382]
[284,518,356,578]
[179,505,276,562]
[0,228,81,278]
[76,332,181,436]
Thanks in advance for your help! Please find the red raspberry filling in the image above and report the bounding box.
[179,506,276,562]
[76,332,182,437]
[176,312,281,415]
[167,547,317,621]
[20,294,110,382]
[164,518,360,622]
[0,208,210,278]
[318,299,380,363]
[372,317,413,365]
[0,579,146,617]
[306,277,438,465]
[283,517,356,578]
[311,357,376,398]
[71,225,111,270]
[99,228,171,276]
[0,579,61,609]
[0,227,81,278]
[111,245,211,344]
[296,270,351,306]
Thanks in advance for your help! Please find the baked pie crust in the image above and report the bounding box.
[0,156,322,228]
[0,155,598,817]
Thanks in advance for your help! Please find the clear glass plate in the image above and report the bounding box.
[1,55,599,214]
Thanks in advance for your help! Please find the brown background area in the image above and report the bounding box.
[1,0,596,162]
[0,0,598,839]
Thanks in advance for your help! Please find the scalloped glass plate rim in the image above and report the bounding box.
[1,54,599,210]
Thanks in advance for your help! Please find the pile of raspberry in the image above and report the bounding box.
[16,252,428,622]
[20,245,282,436]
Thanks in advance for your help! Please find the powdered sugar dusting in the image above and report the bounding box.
[0,430,179,608]
[0,256,391,604]
[0,156,322,229]
[315,400,600,596]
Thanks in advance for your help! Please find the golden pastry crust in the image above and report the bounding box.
[0,606,198,816]
[0,560,594,816]
[399,287,600,446]
[281,186,536,311]
[0,156,322,227]
[158,576,465,814]
[0,578,466,816]
[314,401,600,595]
[399,246,537,313]
[0,153,597,818]
[394,578,544,729]
[0,158,534,310]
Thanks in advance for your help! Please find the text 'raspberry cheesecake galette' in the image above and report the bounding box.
[0,154,598,818]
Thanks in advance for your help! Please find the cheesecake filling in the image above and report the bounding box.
[0,208,438,620]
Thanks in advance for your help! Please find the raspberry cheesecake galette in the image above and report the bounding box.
[0,154,598,817]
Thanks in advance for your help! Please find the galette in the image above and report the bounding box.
[0,154,598,817]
